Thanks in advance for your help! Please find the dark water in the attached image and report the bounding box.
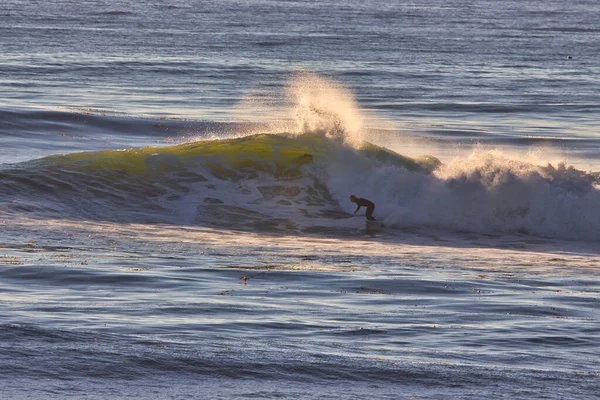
[1,0,599,399]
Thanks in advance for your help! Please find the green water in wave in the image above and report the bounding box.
[41,133,440,181]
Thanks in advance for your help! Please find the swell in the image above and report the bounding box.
[0,108,189,139]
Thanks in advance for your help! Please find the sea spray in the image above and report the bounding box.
[286,72,366,146]
[231,72,369,146]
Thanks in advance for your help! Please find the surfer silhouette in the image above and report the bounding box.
[350,195,376,221]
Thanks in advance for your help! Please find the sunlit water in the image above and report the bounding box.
[2,219,599,399]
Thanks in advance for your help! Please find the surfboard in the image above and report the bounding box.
[366,220,384,229]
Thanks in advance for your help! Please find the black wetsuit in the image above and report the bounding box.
[353,197,376,221]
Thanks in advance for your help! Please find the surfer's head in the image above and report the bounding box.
[350,195,357,202]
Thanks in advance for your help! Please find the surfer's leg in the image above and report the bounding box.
[366,205,376,221]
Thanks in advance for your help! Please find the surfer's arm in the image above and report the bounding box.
[354,204,361,214]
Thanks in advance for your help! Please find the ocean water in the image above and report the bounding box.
[1,0,599,399]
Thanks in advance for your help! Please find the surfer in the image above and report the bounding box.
[350,195,376,221]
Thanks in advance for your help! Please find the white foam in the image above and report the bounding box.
[322,147,600,241]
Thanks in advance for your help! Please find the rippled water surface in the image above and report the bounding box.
[2,220,599,399]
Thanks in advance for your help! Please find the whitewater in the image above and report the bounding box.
[1,0,599,399]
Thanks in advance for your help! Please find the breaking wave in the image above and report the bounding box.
[1,73,599,240]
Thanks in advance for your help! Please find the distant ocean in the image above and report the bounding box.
[1,1,599,399]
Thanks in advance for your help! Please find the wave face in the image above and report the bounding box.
[0,132,438,231]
